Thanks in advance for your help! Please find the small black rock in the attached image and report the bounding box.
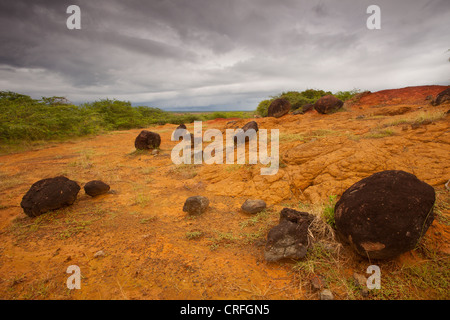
[84,180,110,197]
[241,199,266,214]
[183,196,209,215]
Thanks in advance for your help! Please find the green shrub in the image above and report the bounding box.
[299,89,331,100]
[256,99,271,117]
[0,93,104,141]
[323,195,337,228]
[275,90,326,111]
[82,99,146,130]
[334,89,361,101]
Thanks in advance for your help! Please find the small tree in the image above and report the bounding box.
[41,96,70,105]
[256,99,271,117]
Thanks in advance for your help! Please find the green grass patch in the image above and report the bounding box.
[139,216,157,224]
[382,111,446,129]
[9,206,106,241]
[167,164,199,179]
[279,133,306,142]
[363,129,395,139]
[434,191,450,226]
[280,130,340,143]
[322,195,337,228]
[239,208,274,229]
[185,231,203,240]
[413,111,446,125]
[225,164,243,172]
[134,193,151,208]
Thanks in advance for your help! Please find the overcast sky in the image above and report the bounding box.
[0,0,449,110]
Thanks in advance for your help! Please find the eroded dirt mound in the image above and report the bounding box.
[357,85,449,106]
[0,85,449,300]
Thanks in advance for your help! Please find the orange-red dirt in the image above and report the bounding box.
[357,85,446,106]
[0,85,449,299]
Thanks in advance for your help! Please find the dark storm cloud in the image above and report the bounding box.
[0,0,449,109]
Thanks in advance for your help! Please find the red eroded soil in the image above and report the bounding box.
[0,85,449,300]
[358,85,446,106]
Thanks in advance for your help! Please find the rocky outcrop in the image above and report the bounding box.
[432,87,450,106]
[264,208,314,262]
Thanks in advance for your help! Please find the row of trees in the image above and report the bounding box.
[0,91,249,143]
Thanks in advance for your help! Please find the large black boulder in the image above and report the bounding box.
[268,98,291,118]
[335,170,436,260]
[20,176,80,217]
[314,95,344,114]
[135,130,161,150]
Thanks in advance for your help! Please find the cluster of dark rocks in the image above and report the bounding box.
[180,170,436,268]
[182,196,267,216]
[20,176,111,217]
[181,169,436,262]
[135,120,262,156]
[265,170,435,263]
[22,167,436,267]
[268,95,345,118]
